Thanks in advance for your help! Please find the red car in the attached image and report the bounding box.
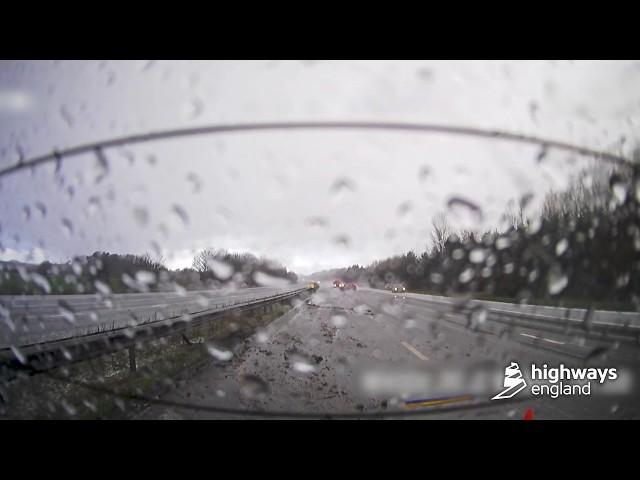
[341,283,357,291]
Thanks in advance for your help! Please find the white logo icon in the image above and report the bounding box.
[492,362,527,400]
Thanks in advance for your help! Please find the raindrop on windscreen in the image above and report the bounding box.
[330,177,356,195]
[61,218,74,237]
[171,204,189,227]
[446,196,483,227]
[331,315,347,327]
[582,308,595,331]
[469,248,487,264]
[206,258,234,280]
[135,270,156,286]
[417,67,434,82]
[459,268,474,284]
[293,361,316,373]
[59,105,74,128]
[555,238,569,256]
[95,280,111,296]
[396,201,412,217]
[240,375,269,399]
[495,236,511,250]
[35,202,47,218]
[418,165,431,182]
[57,300,76,325]
[93,147,110,184]
[536,145,548,163]
[205,343,233,361]
[334,235,350,248]
[467,306,488,330]
[255,330,270,343]
[611,181,627,205]
[186,98,204,119]
[186,172,202,193]
[306,216,329,228]
[547,269,568,295]
[30,273,51,293]
[132,206,150,227]
[11,345,27,365]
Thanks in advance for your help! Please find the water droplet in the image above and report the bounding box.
[171,204,189,227]
[253,271,290,287]
[306,216,329,228]
[293,361,315,373]
[58,300,76,324]
[86,196,102,216]
[132,206,149,227]
[495,236,511,250]
[459,268,474,283]
[22,205,31,220]
[256,330,270,343]
[30,273,51,293]
[61,218,74,236]
[418,165,431,182]
[206,343,233,361]
[11,345,27,365]
[71,261,82,276]
[469,248,487,263]
[186,97,204,119]
[331,315,347,327]
[333,234,351,248]
[59,105,74,128]
[404,319,417,329]
[397,201,412,217]
[330,178,356,194]
[466,306,488,331]
[240,375,269,399]
[196,295,209,308]
[547,269,568,295]
[612,182,627,205]
[417,67,434,82]
[536,145,548,162]
[186,172,202,193]
[135,270,156,286]
[206,258,234,280]
[35,202,47,218]
[93,147,109,184]
[556,238,569,256]
[582,308,595,331]
[446,196,483,227]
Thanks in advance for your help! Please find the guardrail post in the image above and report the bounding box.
[128,346,137,372]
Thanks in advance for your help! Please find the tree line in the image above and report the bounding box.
[324,155,640,310]
[0,248,298,295]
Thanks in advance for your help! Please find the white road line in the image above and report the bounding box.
[400,341,429,361]
[519,332,565,345]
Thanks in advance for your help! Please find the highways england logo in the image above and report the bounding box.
[491,361,619,400]
[492,362,527,400]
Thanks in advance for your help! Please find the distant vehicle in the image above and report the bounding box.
[341,283,357,291]
[333,280,344,288]
[308,281,320,290]
[390,284,406,293]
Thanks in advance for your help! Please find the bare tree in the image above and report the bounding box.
[429,212,452,254]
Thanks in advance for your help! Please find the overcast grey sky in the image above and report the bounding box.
[1,60,639,274]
